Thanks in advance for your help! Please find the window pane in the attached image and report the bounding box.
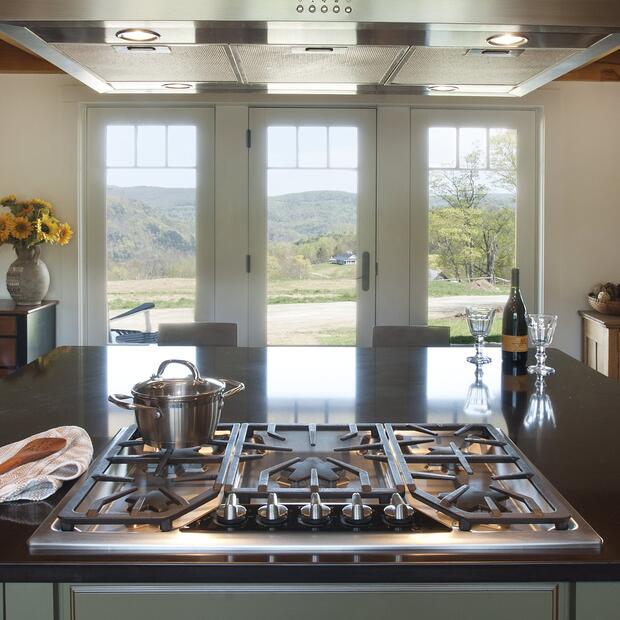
[429,127,456,168]
[489,128,517,171]
[428,124,516,345]
[137,125,166,167]
[298,126,327,168]
[268,126,297,167]
[329,127,357,168]
[107,168,196,188]
[106,125,135,167]
[168,125,196,167]
[459,127,487,168]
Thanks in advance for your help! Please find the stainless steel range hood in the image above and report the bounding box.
[1,0,620,96]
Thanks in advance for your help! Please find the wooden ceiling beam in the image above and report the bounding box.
[557,49,620,81]
[0,38,63,73]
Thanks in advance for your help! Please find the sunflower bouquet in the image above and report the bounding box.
[0,195,72,248]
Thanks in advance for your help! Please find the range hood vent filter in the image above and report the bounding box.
[233,44,407,84]
[391,46,579,86]
[52,43,238,83]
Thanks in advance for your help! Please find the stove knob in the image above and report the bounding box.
[257,492,288,525]
[342,493,372,525]
[300,492,331,525]
[216,493,247,524]
[383,493,414,524]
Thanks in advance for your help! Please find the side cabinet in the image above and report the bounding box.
[580,310,620,380]
[0,300,57,377]
[58,583,568,620]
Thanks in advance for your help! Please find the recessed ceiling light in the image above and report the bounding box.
[486,33,529,47]
[428,85,459,92]
[115,28,161,42]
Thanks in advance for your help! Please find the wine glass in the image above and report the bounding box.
[526,313,558,376]
[465,307,496,365]
[463,366,492,416]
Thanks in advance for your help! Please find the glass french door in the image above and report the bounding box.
[248,109,376,347]
[411,109,537,344]
[85,108,214,345]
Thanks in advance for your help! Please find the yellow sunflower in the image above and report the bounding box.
[36,214,59,243]
[31,198,53,213]
[0,213,15,242]
[11,216,33,241]
[16,202,34,217]
[57,222,73,246]
[0,194,17,206]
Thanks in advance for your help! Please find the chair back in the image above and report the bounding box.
[158,322,238,347]
[372,325,450,348]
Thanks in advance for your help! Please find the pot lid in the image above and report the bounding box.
[132,359,226,399]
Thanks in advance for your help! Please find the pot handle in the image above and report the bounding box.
[155,359,201,381]
[108,394,162,419]
[221,379,245,399]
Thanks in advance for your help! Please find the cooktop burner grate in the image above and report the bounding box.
[56,425,245,532]
[385,423,571,532]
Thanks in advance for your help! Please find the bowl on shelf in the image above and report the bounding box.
[588,295,620,315]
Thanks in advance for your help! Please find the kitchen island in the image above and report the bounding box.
[0,345,618,619]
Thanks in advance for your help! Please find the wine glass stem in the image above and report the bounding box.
[476,335,484,362]
[536,344,546,370]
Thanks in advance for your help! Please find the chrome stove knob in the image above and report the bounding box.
[383,493,414,524]
[342,493,372,525]
[216,493,247,524]
[300,492,331,525]
[257,492,288,525]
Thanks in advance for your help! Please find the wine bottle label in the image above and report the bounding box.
[502,335,528,353]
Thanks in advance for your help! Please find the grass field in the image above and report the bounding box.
[107,267,508,310]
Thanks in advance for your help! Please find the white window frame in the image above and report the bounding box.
[83,106,215,345]
[248,107,377,347]
[410,108,538,324]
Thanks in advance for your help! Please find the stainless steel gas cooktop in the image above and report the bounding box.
[28,423,602,555]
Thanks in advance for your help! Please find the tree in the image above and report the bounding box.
[428,131,517,284]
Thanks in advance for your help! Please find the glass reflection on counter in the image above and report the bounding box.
[463,366,491,417]
[524,376,556,429]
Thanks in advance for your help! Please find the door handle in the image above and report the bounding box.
[361,251,370,292]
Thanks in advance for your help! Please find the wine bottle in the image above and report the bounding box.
[502,267,528,365]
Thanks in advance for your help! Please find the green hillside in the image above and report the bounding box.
[268,190,357,242]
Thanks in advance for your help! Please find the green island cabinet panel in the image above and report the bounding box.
[59,583,568,620]
[4,583,53,620]
[576,583,620,619]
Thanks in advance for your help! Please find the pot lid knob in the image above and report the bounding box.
[342,492,372,525]
[257,492,288,525]
[216,493,247,525]
[300,492,331,525]
[383,493,414,524]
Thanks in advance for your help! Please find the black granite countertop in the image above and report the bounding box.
[0,345,618,583]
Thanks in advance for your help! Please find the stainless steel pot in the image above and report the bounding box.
[108,359,244,449]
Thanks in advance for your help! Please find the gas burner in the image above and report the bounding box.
[125,490,175,514]
[440,471,509,513]
[284,456,340,484]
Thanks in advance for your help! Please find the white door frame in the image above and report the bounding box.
[410,108,538,324]
[248,108,377,347]
[83,106,215,345]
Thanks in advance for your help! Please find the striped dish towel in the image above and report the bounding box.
[0,426,93,502]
